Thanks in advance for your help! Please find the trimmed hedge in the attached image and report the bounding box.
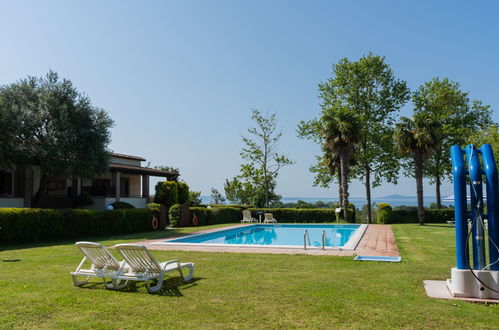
[168,204,181,228]
[0,208,156,244]
[188,207,345,226]
[110,201,135,209]
[391,207,454,223]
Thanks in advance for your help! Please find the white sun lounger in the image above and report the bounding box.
[241,210,258,223]
[263,213,277,223]
[112,244,194,293]
[71,241,128,290]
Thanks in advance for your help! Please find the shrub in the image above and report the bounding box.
[425,209,454,223]
[177,182,189,205]
[210,204,254,210]
[188,190,203,206]
[0,208,155,244]
[78,192,94,206]
[154,181,178,207]
[110,201,135,209]
[168,204,181,227]
[377,203,394,224]
[146,203,160,209]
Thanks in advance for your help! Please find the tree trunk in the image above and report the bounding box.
[338,164,343,206]
[436,174,441,209]
[415,153,426,225]
[340,155,349,221]
[32,174,48,208]
[365,166,372,224]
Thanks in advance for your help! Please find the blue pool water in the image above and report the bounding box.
[166,224,362,248]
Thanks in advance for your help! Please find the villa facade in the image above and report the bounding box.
[0,153,178,209]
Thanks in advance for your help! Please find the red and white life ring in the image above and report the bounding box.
[192,215,199,226]
[151,216,159,230]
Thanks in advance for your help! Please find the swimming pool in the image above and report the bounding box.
[161,224,367,250]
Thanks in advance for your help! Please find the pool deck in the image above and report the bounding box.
[127,224,399,257]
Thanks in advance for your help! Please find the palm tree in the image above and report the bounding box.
[322,108,361,221]
[393,115,441,225]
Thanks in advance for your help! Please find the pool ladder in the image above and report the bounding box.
[304,230,327,250]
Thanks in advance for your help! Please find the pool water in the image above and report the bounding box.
[165,224,363,248]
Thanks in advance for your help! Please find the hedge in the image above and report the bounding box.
[0,208,156,244]
[188,207,347,226]
[391,206,454,223]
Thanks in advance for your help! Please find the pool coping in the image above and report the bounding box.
[153,223,367,251]
[125,223,399,257]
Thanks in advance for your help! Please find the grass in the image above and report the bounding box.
[0,224,497,329]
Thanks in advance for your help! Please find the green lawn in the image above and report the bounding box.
[0,224,497,328]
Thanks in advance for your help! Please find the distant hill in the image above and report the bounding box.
[379,194,438,199]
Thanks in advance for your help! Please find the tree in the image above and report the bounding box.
[0,71,113,206]
[322,108,362,220]
[210,188,225,204]
[468,124,499,160]
[228,109,293,207]
[413,77,493,208]
[188,190,203,206]
[394,115,441,225]
[299,54,409,223]
[224,177,258,205]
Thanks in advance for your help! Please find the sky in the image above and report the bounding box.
[1,0,498,200]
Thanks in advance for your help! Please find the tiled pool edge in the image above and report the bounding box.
[157,223,365,250]
[125,223,399,257]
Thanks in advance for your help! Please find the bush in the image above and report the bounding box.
[177,182,189,205]
[146,203,160,209]
[377,203,394,224]
[110,201,135,209]
[168,204,181,228]
[390,206,454,223]
[0,208,155,244]
[78,192,94,207]
[154,181,178,209]
[188,190,203,206]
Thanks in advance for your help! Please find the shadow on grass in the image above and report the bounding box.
[0,229,185,252]
[75,276,204,297]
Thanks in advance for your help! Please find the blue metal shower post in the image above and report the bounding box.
[481,144,499,270]
[465,145,486,270]
[450,145,468,269]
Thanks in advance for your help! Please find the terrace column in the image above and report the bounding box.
[142,174,149,199]
[24,165,33,208]
[112,171,121,202]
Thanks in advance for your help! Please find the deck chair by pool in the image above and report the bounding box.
[112,244,195,293]
[71,241,128,290]
[241,210,258,223]
[263,213,277,223]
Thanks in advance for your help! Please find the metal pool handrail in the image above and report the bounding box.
[322,230,326,250]
[304,230,311,250]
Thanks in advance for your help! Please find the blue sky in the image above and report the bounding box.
[1,1,498,199]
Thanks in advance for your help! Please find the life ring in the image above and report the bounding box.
[151,216,159,230]
[192,215,199,226]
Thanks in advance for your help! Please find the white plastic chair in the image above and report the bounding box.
[263,213,277,223]
[241,210,258,223]
[71,241,128,290]
[112,244,195,293]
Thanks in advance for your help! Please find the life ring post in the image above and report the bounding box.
[192,214,199,226]
[151,216,159,230]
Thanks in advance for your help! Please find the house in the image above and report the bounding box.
[0,153,178,209]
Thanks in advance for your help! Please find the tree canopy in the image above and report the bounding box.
[412,77,493,208]
[225,109,293,207]
[0,71,113,205]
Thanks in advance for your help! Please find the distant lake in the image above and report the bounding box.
[200,196,453,209]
